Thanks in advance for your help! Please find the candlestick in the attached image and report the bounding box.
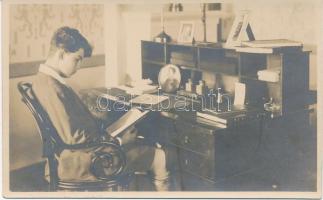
[161,6,164,31]
[202,3,207,43]
[196,3,217,46]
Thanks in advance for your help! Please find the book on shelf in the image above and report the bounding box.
[241,39,303,48]
[171,52,195,61]
[199,60,237,74]
[107,108,149,138]
[170,58,196,68]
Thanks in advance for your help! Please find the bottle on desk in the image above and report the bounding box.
[185,79,194,93]
[196,80,208,96]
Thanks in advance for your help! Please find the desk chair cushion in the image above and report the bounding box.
[48,148,97,182]
[43,144,124,182]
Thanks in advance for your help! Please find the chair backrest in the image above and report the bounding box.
[17,82,64,157]
[17,82,63,190]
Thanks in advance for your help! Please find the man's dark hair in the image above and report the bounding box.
[49,26,92,57]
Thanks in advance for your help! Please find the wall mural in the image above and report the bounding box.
[9,4,104,64]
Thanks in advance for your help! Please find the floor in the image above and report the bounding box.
[9,161,179,192]
[10,138,317,192]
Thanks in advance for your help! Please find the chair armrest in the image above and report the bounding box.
[57,140,126,180]
[89,141,127,180]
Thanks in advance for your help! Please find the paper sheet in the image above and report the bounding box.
[234,82,246,106]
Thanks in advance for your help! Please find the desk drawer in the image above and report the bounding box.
[179,149,215,180]
[175,120,215,155]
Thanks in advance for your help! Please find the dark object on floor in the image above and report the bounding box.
[10,162,48,192]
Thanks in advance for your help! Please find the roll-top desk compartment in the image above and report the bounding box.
[198,48,238,75]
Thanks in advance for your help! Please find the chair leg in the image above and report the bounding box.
[48,177,58,191]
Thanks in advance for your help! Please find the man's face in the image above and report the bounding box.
[58,48,84,77]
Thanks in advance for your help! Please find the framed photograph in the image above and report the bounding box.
[177,21,195,43]
[225,10,250,48]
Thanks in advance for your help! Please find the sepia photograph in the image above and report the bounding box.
[2,0,322,198]
[177,21,195,43]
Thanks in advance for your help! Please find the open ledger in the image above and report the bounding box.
[106,108,150,138]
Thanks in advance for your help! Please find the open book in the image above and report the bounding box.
[106,108,150,138]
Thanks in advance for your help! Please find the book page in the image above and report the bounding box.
[106,108,149,137]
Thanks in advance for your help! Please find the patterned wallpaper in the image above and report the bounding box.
[9,4,104,63]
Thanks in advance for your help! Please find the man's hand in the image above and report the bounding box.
[119,125,138,145]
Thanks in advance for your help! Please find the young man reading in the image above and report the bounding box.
[33,26,170,191]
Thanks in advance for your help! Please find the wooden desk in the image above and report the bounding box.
[79,87,266,190]
[79,87,316,191]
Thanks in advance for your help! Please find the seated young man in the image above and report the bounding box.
[33,26,171,191]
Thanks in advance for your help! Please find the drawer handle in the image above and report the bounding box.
[184,136,189,144]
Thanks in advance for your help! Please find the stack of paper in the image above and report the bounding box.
[196,117,227,129]
[129,79,153,87]
[118,79,158,95]
[257,69,280,82]
[117,85,158,95]
[196,112,227,124]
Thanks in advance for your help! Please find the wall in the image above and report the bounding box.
[9,4,104,63]
[123,12,151,83]
[150,4,234,43]
[104,5,152,87]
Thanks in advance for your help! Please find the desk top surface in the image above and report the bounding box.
[80,87,266,131]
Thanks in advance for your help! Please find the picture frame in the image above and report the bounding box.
[225,10,252,48]
[177,21,195,43]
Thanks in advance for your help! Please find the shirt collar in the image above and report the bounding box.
[39,64,67,85]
